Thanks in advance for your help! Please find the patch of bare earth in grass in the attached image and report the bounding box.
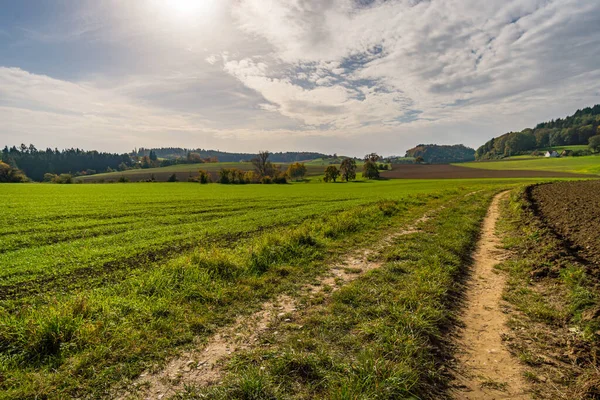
[119,205,444,400]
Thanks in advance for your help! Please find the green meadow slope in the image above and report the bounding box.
[455,155,600,175]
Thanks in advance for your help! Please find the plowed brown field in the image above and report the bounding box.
[529,180,600,266]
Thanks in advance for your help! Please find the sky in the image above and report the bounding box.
[1,0,600,156]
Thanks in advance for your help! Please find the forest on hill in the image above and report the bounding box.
[476,104,600,159]
[136,148,328,163]
[404,144,475,164]
[0,145,331,182]
[1,145,133,182]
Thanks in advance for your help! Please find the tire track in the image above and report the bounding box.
[118,205,445,400]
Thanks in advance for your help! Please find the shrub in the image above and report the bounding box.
[261,176,273,184]
[167,173,178,182]
[55,174,73,184]
[0,161,27,183]
[589,135,600,153]
[286,162,307,181]
[234,169,247,184]
[272,174,288,184]
[198,169,211,184]
[118,176,129,183]
[218,169,231,184]
[43,173,57,182]
[244,170,258,183]
[572,149,591,157]
[219,168,248,184]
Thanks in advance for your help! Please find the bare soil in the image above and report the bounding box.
[498,184,600,399]
[381,164,588,179]
[529,180,600,267]
[453,191,530,399]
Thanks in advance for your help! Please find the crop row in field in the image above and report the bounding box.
[1,180,531,293]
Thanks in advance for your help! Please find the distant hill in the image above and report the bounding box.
[405,144,475,164]
[136,148,328,163]
[476,105,600,160]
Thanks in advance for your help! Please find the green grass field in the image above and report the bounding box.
[502,145,591,160]
[0,180,511,397]
[538,145,589,153]
[455,155,600,175]
[0,178,571,398]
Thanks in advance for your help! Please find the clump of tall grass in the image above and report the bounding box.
[0,299,93,366]
[248,227,323,274]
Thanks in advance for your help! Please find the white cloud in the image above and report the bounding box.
[219,0,600,134]
[2,0,600,155]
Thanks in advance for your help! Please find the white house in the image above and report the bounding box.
[545,151,559,158]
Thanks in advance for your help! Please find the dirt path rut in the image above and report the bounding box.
[119,204,446,399]
[453,191,529,399]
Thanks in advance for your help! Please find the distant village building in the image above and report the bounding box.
[545,151,559,158]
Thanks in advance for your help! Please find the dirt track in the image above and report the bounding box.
[453,191,529,399]
[529,180,600,266]
[119,205,444,399]
[381,164,588,179]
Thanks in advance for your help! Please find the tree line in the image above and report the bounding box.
[476,104,600,159]
[135,147,328,163]
[1,145,133,182]
[404,144,476,164]
[322,153,386,183]
[180,152,387,185]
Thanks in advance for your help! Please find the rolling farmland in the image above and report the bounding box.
[75,161,341,183]
[0,179,514,398]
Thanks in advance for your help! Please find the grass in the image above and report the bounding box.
[506,145,592,159]
[176,190,498,399]
[0,178,555,398]
[539,145,589,152]
[0,180,534,291]
[455,154,600,175]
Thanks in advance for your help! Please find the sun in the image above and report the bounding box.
[162,0,214,19]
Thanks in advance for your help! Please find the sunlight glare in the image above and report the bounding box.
[164,0,214,19]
